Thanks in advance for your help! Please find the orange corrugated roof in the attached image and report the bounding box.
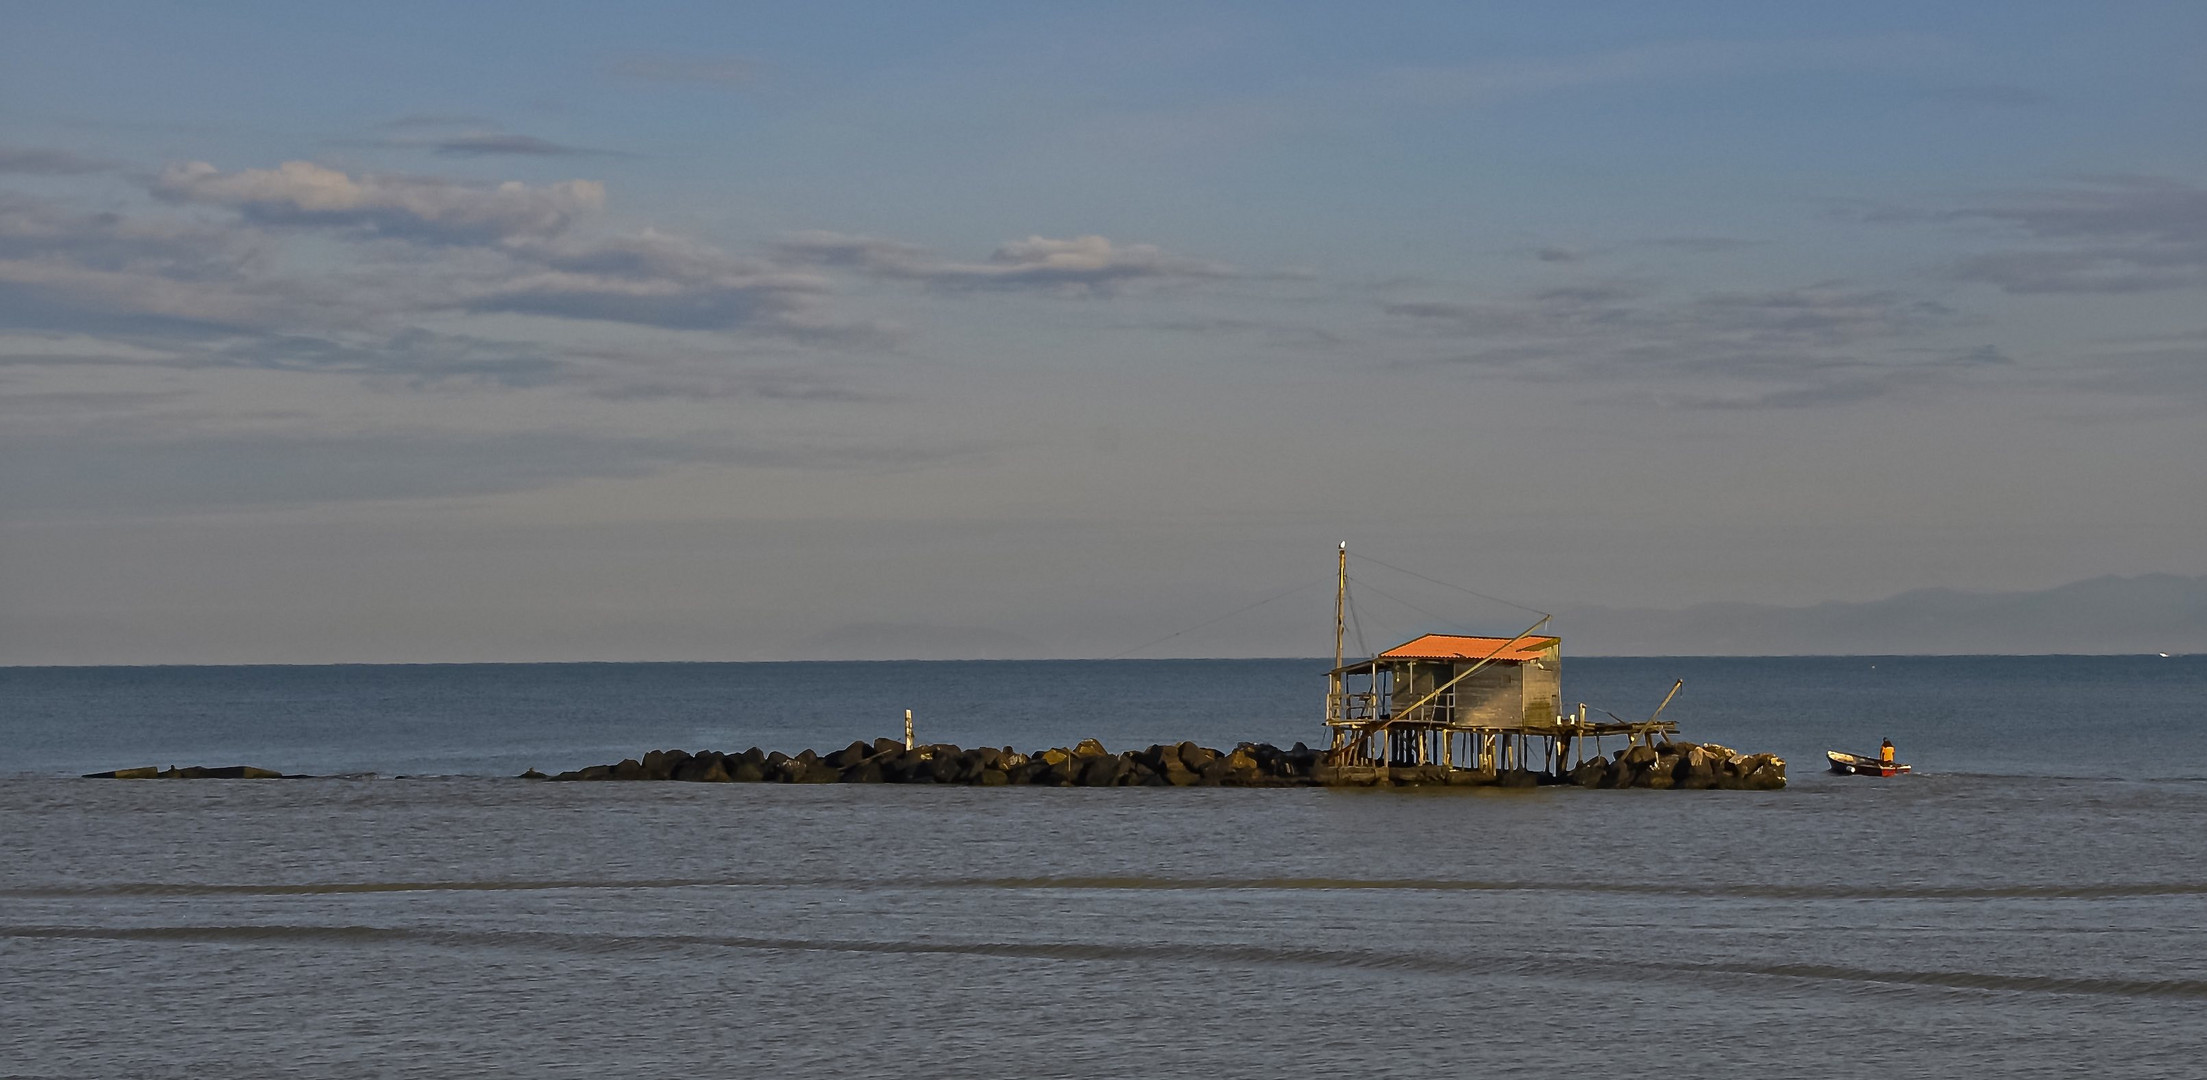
[1375,633,1559,663]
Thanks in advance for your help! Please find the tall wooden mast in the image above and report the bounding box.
[1334,542,1347,671]
[1329,542,1346,732]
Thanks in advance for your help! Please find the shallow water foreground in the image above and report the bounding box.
[3,771,2203,1079]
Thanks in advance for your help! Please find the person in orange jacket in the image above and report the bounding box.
[1880,738,1896,766]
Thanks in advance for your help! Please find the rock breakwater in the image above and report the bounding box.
[542,737,1785,789]
[1563,741,1787,791]
[546,738,1319,787]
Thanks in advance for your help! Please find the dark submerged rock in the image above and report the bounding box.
[84,765,287,779]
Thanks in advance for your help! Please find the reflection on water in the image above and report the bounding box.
[4,773,2205,1078]
[2,657,2203,1077]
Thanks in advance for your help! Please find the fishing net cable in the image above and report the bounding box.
[1345,572,1498,641]
[1106,577,1332,660]
[1348,550,1551,620]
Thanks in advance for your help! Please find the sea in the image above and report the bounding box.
[2,655,2202,1078]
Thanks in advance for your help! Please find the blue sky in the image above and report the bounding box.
[2,2,2202,661]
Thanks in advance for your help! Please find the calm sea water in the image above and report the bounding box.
[3,657,2203,1078]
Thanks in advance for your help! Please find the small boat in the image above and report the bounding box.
[1827,750,1910,776]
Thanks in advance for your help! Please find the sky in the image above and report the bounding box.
[1,1,2202,663]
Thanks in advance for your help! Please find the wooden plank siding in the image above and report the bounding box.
[1390,641,1561,728]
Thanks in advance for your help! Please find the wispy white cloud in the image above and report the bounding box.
[0,424,967,514]
[378,113,499,131]
[0,145,118,175]
[420,132,608,158]
[351,117,618,158]
[476,230,878,339]
[0,192,275,331]
[776,232,1233,295]
[152,160,605,243]
[1946,177,2207,294]
[1381,277,1980,407]
[3,160,896,396]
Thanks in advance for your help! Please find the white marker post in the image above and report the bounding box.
[904,709,914,751]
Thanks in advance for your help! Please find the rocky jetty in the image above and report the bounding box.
[541,737,1785,790]
[82,765,293,779]
[1562,741,1788,791]
[545,738,1318,787]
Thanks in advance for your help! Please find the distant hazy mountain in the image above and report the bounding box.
[1559,574,2207,655]
[796,622,1051,661]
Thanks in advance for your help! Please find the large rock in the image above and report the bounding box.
[933,755,974,784]
[1072,738,1109,758]
[1742,755,1788,790]
[882,752,934,783]
[1076,756,1124,786]
[672,753,731,782]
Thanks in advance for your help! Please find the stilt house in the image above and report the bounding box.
[1315,544,1680,779]
[1325,633,1564,769]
